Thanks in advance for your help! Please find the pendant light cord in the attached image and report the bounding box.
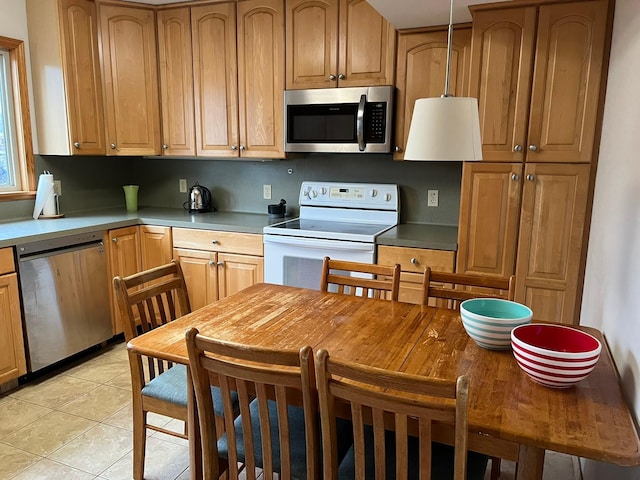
[443,0,454,97]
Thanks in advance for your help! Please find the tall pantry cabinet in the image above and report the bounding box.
[457,0,610,325]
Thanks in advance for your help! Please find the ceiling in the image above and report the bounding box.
[121,0,511,29]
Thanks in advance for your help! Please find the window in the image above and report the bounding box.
[0,35,34,199]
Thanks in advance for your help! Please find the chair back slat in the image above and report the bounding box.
[316,349,470,480]
[186,328,319,480]
[321,256,401,301]
[422,267,516,309]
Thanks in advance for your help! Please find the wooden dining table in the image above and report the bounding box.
[127,283,640,480]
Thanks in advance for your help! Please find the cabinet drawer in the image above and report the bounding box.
[173,228,263,256]
[378,245,455,274]
[0,248,15,275]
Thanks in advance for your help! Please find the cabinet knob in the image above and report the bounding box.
[338,73,345,80]
[411,258,418,265]
[208,260,215,266]
[528,144,538,152]
[217,261,224,267]
[73,142,81,148]
[112,237,118,243]
[526,174,535,181]
[394,145,401,152]
[231,145,238,151]
[513,144,523,152]
[211,240,218,244]
[329,74,336,81]
[239,145,245,151]
[110,143,116,150]
[511,173,520,181]
[162,144,168,150]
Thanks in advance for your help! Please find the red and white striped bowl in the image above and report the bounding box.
[511,324,601,388]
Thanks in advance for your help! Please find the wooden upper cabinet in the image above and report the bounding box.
[237,0,285,158]
[456,162,523,279]
[515,164,590,324]
[394,26,471,159]
[470,0,608,163]
[469,7,536,162]
[27,0,105,155]
[527,1,607,163]
[285,0,395,89]
[98,3,161,156]
[191,2,239,157]
[157,7,195,156]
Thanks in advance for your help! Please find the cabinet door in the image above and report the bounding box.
[157,7,195,156]
[107,226,142,333]
[61,0,105,155]
[337,0,395,88]
[99,4,161,156]
[0,273,27,383]
[469,7,536,162]
[527,1,607,163]
[515,164,590,325]
[285,0,338,89]
[192,2,239,157]
[394,27,471,159]
[456,162,522,279]
[218,253,264,299]
[140,225,173,270]
[173,248,219,310]
[237,0,285,158]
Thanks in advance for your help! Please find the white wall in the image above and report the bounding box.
[580,0,640,477]
[0,0,38,153]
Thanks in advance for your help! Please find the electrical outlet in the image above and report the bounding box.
[53,180,62,196]
[427,189,439,207]
[263,184,272,200]
[179,179,188,193]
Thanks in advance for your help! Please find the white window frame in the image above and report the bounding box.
[0,35,34,200]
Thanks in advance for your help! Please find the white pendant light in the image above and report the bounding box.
[403,0,483,162]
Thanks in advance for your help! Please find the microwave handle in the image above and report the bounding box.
[357,94,366,151]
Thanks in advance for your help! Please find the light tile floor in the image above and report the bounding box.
[0,341,580,480]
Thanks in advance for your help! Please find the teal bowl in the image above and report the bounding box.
[460,298,533,350]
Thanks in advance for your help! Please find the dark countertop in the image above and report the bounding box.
[0,208,457,251]
[377,223,458,251]
[0,207,288,248]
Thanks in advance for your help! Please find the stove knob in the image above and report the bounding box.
[321,187,327,195]
[311,189,318,198]
[385,193,392,201]
[370,189,378,198]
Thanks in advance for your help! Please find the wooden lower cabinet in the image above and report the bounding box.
[172,228,264,310]
[457,162,591,324]
[377,245,455,305]
[140,225,173,269]
[0,248,27,384]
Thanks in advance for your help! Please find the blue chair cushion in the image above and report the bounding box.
[337,427,488,480]
[218,399,353,480]
[141,364,233,416]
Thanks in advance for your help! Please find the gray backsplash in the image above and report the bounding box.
[1,154,463,225]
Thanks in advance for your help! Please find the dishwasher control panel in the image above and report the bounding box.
[17,230,104,257]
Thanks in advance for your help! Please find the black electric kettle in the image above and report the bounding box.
[185,182,213,213]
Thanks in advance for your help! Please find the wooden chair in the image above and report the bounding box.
[113,260,230,480]
[315,349,488,480]
[422,267,516,309]
[320,256,401,301]
[187,328,341,480]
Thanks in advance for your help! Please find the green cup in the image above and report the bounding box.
[123,185,139,212]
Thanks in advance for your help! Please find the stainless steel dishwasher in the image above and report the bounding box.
[17,231,113,373]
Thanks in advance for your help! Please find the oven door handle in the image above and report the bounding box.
[357,94,366,152]
[264,235,374,252]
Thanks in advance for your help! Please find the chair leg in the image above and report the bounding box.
[490,456,501,480]
[133,408,147,480]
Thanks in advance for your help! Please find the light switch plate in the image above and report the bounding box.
[53,180,62,196]
[263,184,272,200]
[179,179,188,193]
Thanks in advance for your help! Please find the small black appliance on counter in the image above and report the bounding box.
[268,199,286,218]
[185,182,213,213]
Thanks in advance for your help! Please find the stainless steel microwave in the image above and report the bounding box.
[284,86,394,153]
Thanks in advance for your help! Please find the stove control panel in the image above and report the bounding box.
[300,182,399,211]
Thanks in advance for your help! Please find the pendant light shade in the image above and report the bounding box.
[403,96,483,161]
[403,0,483,162]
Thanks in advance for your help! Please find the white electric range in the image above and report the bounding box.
[263,181,399,289]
